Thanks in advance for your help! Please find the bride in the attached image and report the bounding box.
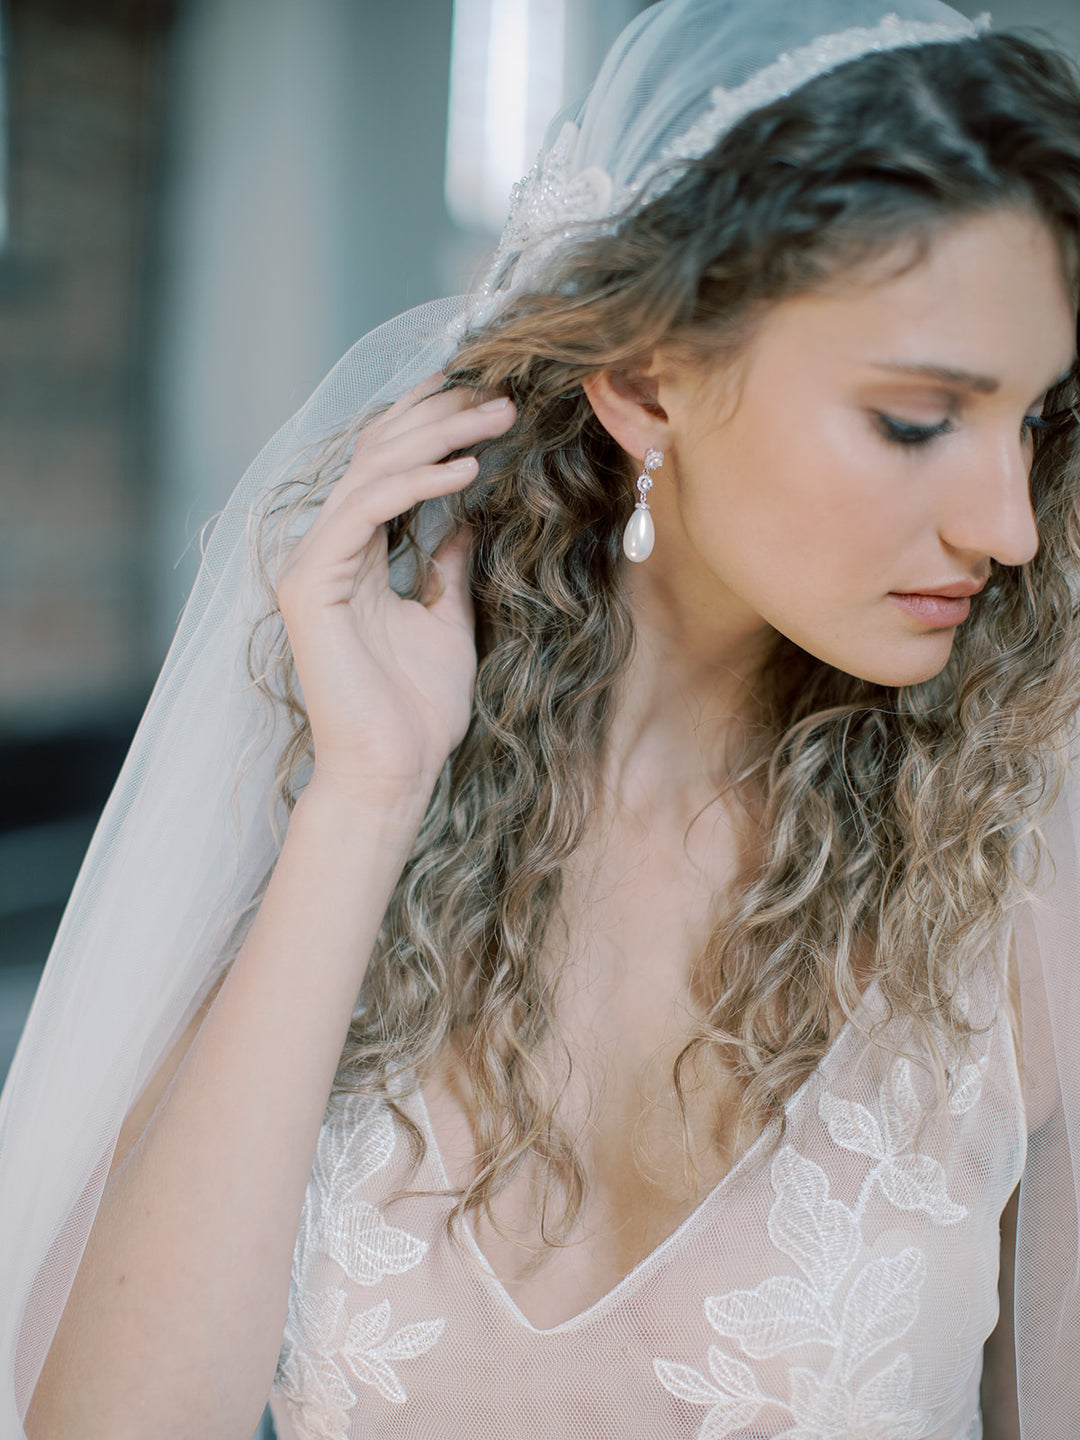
[6,1,1080,1436]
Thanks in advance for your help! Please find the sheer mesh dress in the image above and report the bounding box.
[270,960,1020,1439]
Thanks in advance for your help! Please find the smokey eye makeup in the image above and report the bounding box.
[874,414,952,447]
[873,405,1080,449]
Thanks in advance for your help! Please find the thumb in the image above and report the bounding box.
[423,523,476,632]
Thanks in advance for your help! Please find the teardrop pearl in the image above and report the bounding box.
[622,506,655,562]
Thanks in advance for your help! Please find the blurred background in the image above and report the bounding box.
[0,0,1078,1432]
[0,0,659,1083]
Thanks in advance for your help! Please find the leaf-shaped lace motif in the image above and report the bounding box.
[877,1156,966,1224]
[653,1348,765,1434]
[772,1353,926,1440]
[818,1092,886,1160]
[303,1096,431,1287]
[837,1249,924,1379]
[820,1065,968,1226]
[787,1366,855,1432]
[276,1095,446,1432]
[947,1060,986,1116]
[344,1299,446,1404]
[706,1278,837,1358]
[313,1098,396,1197]
[853,1352,919,1426]
[276,1288,357,1438]
[655,1042,978,1438]
[326,1199,428,1287]
[768,1150,860,1300]
[879,1058,921,1153]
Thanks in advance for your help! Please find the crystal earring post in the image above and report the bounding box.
[622,448,663,562]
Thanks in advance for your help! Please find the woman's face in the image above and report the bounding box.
[646,207,1077,686]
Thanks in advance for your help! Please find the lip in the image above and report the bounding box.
[886,577,986,629]
[893,578,988,600]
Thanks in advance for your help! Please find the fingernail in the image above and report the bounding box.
[447,456,478,474]
[478,396,512,412]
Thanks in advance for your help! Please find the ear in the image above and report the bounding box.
[581,360,672,464]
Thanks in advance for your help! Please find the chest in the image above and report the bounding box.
[273,983,1024,1440]
[421,1043,749,1329]
[420,831,867,1330]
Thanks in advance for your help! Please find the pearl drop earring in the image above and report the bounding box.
[622,448,663,562]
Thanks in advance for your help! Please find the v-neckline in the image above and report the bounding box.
[408,980,877,1336]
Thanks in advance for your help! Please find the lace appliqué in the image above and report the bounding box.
[500,120,614,258]
[275,1095,445,1436]
[655,1055,979,1438]
[467,11,991,333]
[653,12,991,187]
[463,120,614,333]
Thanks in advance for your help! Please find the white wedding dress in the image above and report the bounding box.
[269,959,1020,1440]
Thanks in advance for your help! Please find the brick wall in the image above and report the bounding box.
[0,0,175,731]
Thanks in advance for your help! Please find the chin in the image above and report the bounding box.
[841,636,956,688]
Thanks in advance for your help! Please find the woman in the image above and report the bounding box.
[5,0,1080,1435]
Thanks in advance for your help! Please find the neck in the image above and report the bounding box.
[598,558,775,823]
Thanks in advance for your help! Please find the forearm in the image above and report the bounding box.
[27,782,425,1440]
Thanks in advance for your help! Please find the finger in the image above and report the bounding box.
[358,377,506,452]
[422,523,476,632]
[287,456,481,577]
[364,372,449,437]
[318,396,509,529]
[340,397,514,499]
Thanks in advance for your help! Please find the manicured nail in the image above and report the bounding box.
[478,396,512,411]
[447,456,479,474]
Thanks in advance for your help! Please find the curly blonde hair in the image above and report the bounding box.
[251,33,1080,1243]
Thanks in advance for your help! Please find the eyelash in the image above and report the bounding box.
[874,409,1077,449]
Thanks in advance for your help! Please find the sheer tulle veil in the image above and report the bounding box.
[2,0,1079,1433]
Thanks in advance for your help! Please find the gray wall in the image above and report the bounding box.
[153,0,459,644]
[152,0,651,648]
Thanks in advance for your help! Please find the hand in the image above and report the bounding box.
[274,374,516,807]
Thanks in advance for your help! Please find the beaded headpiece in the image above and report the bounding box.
[469,6,992,328]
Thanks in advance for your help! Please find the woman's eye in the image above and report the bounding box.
[873,406,1078,450]
[874,413,952,448]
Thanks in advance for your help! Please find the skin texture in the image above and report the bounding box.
[540,202,1075,1425]
[585,206,1076,703]
[425,207,1079,1333]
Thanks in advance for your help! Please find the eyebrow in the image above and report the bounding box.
[867,360,1077,396]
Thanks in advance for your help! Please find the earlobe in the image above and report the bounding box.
[581,366,670,460]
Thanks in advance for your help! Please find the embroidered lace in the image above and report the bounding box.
[270,974,1020,1439]
[470,9,991,328]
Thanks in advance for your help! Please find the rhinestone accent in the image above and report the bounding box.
[659,13,990,178]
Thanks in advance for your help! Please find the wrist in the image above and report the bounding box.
[295,769,437,844]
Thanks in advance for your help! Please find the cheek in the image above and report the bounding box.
[689,409,920,596]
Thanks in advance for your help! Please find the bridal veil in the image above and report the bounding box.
[2,2,1078,1434]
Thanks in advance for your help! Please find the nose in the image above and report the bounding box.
[939,428,1040,569]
